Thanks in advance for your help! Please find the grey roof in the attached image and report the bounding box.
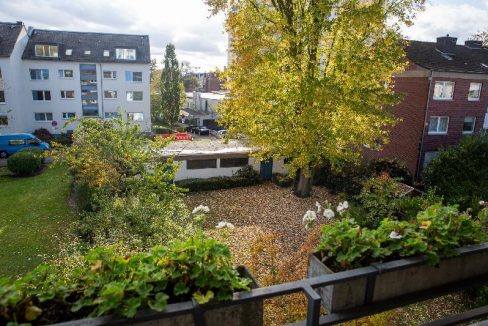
[22,29,150,64]
[0,21,23,57]
[407,40,488,74]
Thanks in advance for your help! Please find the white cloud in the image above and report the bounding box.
[0,0,228,71]
[402,1,488,43]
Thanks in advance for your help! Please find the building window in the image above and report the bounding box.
[58,69,73,78]
[187,159,217,170]
[463,117,476,134]
[104,112,120,119]
[433,81,455,100]
[0,115,7,126]
[0,91,5,103]
[34,112,53,121]
[116,48,136,60]
[34,45,58,58]
[125,71,142,82]
[29,69,49,80]
[423,151,439,168]
[62,112,76,119]
[468,83,482,101]
[103,90,118,99]
[103,50,110,57]
[103,71,117,79]
[84,50,91,55]
[428,116,449,135]
[127,112,144,121]
[61,90,75,99]
[65,49,72,56]
[126,91,143,102]
[32,90,51,101]
[220,157,249,168]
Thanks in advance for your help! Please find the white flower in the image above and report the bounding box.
[216,221,235,229]
[337,201,349,213]
[192,205,210,214]
[303,210,317,230]
[323,209,335,220]
[315,201,322,214]
[336,204,345,212]
[480,200,486,206]
[389,231,403,240]
[341,201,349,209]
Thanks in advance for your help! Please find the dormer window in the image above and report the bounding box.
[35,45,58,58]
[116,48,136,60]
[66,49,72,56]
[103,50,110,57]
[84,50,91,55]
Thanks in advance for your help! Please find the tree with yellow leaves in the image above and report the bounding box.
[206,0,424,197]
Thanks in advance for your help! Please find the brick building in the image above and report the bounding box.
[368,35,488,178]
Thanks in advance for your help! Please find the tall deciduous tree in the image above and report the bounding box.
[205,0,424,197]
[159,44,182,125]
[473,31,488,46]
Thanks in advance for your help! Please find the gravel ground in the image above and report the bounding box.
[185,182,335,253]
[184,183,470,325]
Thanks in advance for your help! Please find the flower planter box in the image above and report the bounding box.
[308,243,488,313]
[53,266,262,326]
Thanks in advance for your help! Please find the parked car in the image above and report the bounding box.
[195,126,210,135]
[186,125,198,133]
[216,129,227,138]
[0,133,50,158]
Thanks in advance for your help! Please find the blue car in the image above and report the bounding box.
[0,133,50,158]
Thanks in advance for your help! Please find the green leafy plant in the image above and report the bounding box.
[0,236,251,325]
[423,134,488,210]
[353,174,405,228]
[316,204,486,271]
[272,173,293,188]
[7,150,43,176]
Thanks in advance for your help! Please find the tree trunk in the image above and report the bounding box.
[294,170,312,198]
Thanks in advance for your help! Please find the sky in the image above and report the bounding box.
[0,0,487,71]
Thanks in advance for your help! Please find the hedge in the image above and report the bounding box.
[7,150,43,176]
[176,176,261,192]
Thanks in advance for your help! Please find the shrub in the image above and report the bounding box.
[272,173,293,187]
[234,164,260,181]
[176,176,260,192]
[33,128,53,142]
[423,134,488,210]
[313,161,370,196]
[0,236,251,325]
[55,133,73,146]
[316,204,487,271]
[353,175,405,228]
[369,158,413,185]
[7,150,42,176]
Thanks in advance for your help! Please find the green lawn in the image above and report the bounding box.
[0,165,76,277]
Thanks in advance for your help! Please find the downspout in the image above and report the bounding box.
[99,63,104,118]
[415,70,434,180]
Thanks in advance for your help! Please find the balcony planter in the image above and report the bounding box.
[308,243,488,313]
[50,266,262,326]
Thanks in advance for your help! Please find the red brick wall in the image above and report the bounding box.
[422,77,488,157]
[365,76,429,176]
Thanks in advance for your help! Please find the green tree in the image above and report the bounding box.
[205,0,424,197]
[159,44,182,125]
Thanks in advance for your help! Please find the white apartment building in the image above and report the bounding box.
[184,91,226,128]
[0,21,151,134]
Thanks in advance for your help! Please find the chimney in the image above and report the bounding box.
[465,40,483,49]
[436,34,457,54]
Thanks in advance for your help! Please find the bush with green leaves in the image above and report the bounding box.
[316,204,487,271]
[313,161,370,196]
[369,158,413,185]
[423,134,488,209]
[353,175,405,228]
[0,236,251,325]
[176,175,260,192]
[7,150,43,176]
[54,116,191,249]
